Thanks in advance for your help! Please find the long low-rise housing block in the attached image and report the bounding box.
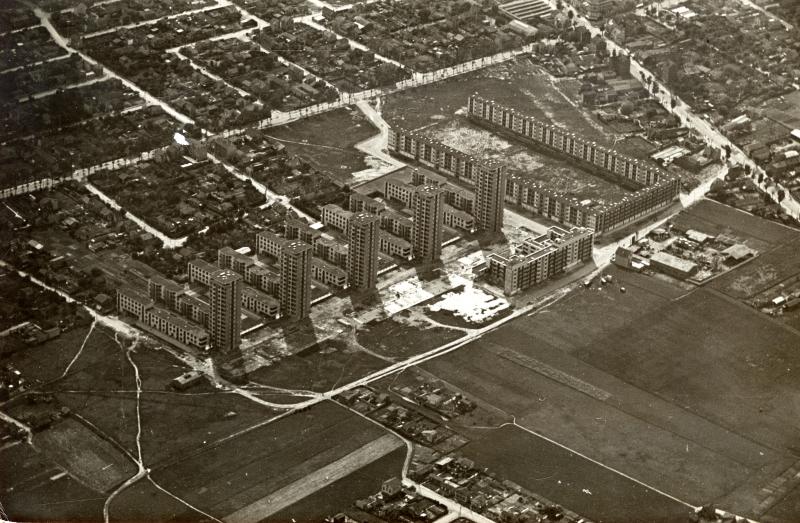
[311,257,348,289]
[388,95,680,234]
[241,286,280,318]
[488,226,594,295]
[379,230,413,260]
[117,287,208,349]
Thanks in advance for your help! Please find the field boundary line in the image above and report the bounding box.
[509,422,695,509]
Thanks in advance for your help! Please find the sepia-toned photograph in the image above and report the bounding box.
[1,0,799,522]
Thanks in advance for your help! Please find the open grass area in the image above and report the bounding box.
[382,57,618,145]
[46,338,280,466]
[142,401,389,520]
[266,106,378,183]
[6,322,96,385]
[248,338,389,392]
[108,478,197,522]
[461,424,691,523]
[356,315,465,360]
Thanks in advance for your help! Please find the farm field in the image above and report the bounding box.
[461,424,691,523]
[764,484,800,523]
[266,106,378,183]
[420,203,800,521]
[139,401,393,520]
[271,446,406,523]
[45,336,281,465]
[0,441,105,522]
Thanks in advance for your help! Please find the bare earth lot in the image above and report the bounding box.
[382,57,618,145]
[423,118,631,205]
[266,106,378,182]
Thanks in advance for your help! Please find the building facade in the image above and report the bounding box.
[209,269,242,353]
[117,287,208,349]
[488,226,594,295]
[411,185,445,263]
[347,212,380,290]
[474,163,507,233]
[280,240,312,320]
[321,204,353,233]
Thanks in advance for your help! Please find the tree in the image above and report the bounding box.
[724,144,732,158]
[778,189,786,202]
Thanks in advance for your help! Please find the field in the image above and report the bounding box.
[247,338,389,392]
[43,332,282,464]
[417,202,800,521]
[382,57,619,145]
[0,441,105,522]
[355,314,465,360]
[423,118,631,205]
[6,322,96,384]
[266,106,379,183]
[461,425,690,523]
[34,417,137,492]
[118,401,396,520]
[271,446,406,523]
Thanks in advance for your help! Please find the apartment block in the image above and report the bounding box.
[147,275,184,310]
[380,209,413,240]
[117,287,154,321]
[256,231,288,259]
[280,240,312,321]
[321,204,353,232]
[188,258,222,287]
[178,293,210,328]
[474,162,507,233]
[218,246,256,274]
[347,212,380,290]
[488,226,594,295]
[379,230,413,260]
[285,218,321,244]
[313,236,349,267]
[388,95,680,235]
[209,269,242,353]
[241,286,280,319]
[117,287,208,350]
[312,257,348,289]
[444,204,476,232]
[349,193,385,214]
[411,185,445,263]
[143,306,208,350]
[244,263,281,297]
